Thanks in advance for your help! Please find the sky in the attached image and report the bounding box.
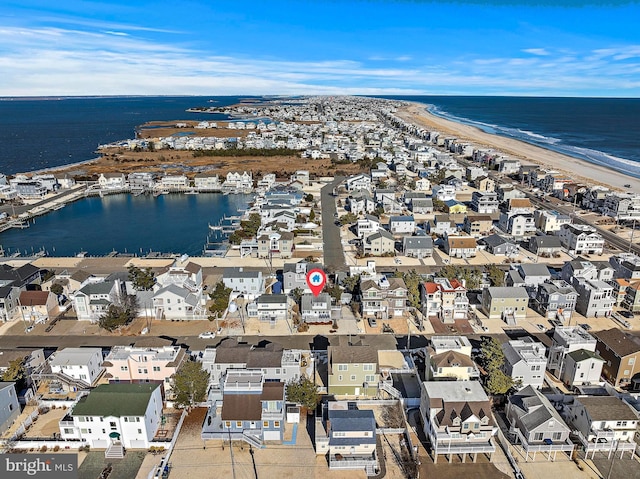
[1,0,640,97]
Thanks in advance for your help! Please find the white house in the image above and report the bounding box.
[561,349,605,387]
[557,224,604,256]
[60,383,163,449]
[356,215,381,239]
[222,268,265,300]
[49,348,104,387]
[502,338,547,390]
[98,173,126,189]
[73,280,123,322]
[388,215,415,235]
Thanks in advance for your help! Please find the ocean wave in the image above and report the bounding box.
[425,102,640,179]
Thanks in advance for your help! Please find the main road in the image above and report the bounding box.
[320,176,347,272]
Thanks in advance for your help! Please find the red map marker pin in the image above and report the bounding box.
[306,268,327,297]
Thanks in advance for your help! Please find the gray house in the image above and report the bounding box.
[528,235,563,256]
[222,267,265,300]
[282,262,324,294]
[533,280,578,321]
[503,338,547,390]
[480,234,519,256]
[301,293,332,324]
[0,382,20,434]
[402,236,433,259]
[505,386,574,461]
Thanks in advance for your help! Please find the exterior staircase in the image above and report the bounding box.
[105,441,125,459]
[242,431,263,448]
[379,381,402,400]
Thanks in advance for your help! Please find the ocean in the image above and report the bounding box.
[0,193,251,257]
[386,96,640,179]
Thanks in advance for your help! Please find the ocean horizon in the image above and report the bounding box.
[1,95,639,179]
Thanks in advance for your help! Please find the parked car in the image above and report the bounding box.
[536,324,546,332]
[198,331,217,339]
[579,323,592,331]
[368,318,378,328]
[620,310,634,319]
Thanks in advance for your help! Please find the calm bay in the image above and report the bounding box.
[0,193,251,257]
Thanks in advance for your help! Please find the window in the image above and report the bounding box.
[629,358,635,365]
[363,364,374,372]
[263,421,269,428]
[120,366,128,371]
[338,375,343,381]
[153,366,161,372]
[350,375,356,381]
[236,421,242,428]
[225,421,231,428]
[274,421,280,428]
[534,433,544,441]
[338,364,348,371]
[553,432,562,440]
[138,429,142,434]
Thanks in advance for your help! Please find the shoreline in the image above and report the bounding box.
[398,102,640,192]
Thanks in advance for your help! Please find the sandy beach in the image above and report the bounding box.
[398,102,640,192]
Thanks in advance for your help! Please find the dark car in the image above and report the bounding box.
[620,310,634,319]
[543,438,553,445]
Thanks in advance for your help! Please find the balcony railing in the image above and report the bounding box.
[329,456,377,470]
[261,410,284,420]
[434,437,496,455]
[513,428,575,453]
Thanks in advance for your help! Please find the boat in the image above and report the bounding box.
[12,221,30,229]
[185,190,200,195]
[52,203,65,210]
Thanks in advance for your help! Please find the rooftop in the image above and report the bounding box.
[71,383,160,417]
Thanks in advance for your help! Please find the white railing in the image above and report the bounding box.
[329,457,377,470]
[514,428,575,453]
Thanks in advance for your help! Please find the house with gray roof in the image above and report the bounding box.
[73,279,123,322]
[316,403,378,474]
[60,383,163,449]
[479,234,518,256]
[328,337,380,397]
[503,338,547,390]
[363,229,396,256]
[528,234,562,256]
[388,215,415,235]
[402,236,433,259]
[410,197,434,214]
[250,294,289,323]
[533,280,578,321]
[283,262,324,294]
[301,293,332,324]
[48,347,104,388]
[153,283,205,320]
[561,349,605,387]
[505,386,574,461]
[481,287,529,324]
[222,267,265,300]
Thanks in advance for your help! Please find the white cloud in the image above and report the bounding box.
[522,48,550,56]
[0,25,639,96]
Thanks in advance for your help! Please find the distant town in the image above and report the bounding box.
[1,96,640,479]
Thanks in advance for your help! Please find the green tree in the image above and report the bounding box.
[304,193,314,202]
[309,209,316,222]
[341,274,360,294]
[1,358,25,382]
[172,360,210,408]
[208,282,232,317]
[486,264,505,287]
[438,265,482,290]
[50,283,64,297]
[286,376,320,410]
[339,213,357,225]
[430,169,446,185]
[228,213,262,245]
[325,283,342,303]
[290,287,303,304]
[479,337,515,395]
[128,265,156,291]
[393,269,422,309]
[98,295,139,332]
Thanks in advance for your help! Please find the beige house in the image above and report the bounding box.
[257,232,294,259]
[428,349,479,381]
[16,290,57,323]
[444,234,477,259]
[363,229,395,256]
[481,287,529,324]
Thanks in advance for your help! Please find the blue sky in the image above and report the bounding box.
[1,0,640,96]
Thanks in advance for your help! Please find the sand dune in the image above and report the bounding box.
[398,102,640,193]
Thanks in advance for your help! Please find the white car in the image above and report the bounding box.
[198,331,216,339]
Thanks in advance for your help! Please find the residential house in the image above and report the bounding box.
[102,345,186,396]
[283,262,324,294]
[505,386,574,461]
[402,236,433,259]
[419,380,497,464]
[463,216,494,238]
[360,275,407,319]
[594,328,640,388]
[528,235,563,257]
[346,174,372,192]
[481,287,529,324]
[479,234,518,256]
[428,336,479,381]
[502,338,547,390]
[432,184,456,202]
[388,215,415,235]
[410,198,434,214]
[547,326,597,378]
[201,371,285,444]
[252,294,289,323]
[426,214,458,237]
[0,382,20,435]
[60,383,163,449]
[612,278,630,307]
[609,253,640,281]
[534,210,572,234]
[73,279,123,322]
[622,281,640,313]
[471,191,499,214]
[301,293,332,324]
[444,200,467,216]
[199,339,301,387]
[363,229,396,256]
[128,172,156,190]
[222,268,265,300]
[415,177,431,192]
[506,264,551,294]
[315,403,378,475]
[601,193,640,220]
[475,176,495,192]
[533,280,578,321]
[564,396,637,458]
[98,173,126,189]
[356,215,381,239]
[561,258,614,284]
[420,278,469,323]
[328,337,380,397]
[49,347,104,387]
[562,349,605,387]
[13,180,47,199]
[16,290,57,323]
[153,284,204,320]
[346,191,376,216]
[573,278,614,318]
[558,224,604,255]
[498,212,536,238]
[443,234,477,259]
[257,232,294,259]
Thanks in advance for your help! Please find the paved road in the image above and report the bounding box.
[321,176,347,272]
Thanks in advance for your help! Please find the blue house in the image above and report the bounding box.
[202,370,285,446]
